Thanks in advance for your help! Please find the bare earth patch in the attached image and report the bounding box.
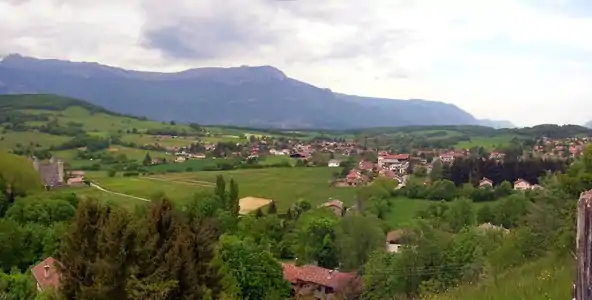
[239,197,272,215]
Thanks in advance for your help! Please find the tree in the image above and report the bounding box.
[445,197,475,233]
[142,152,152,166]
[216,235,291,300]
[58,198,110,299]
[267,201,277,214]
[228,179,240,217]
[0,153,42,202]
[476,204,495,224]
[107,169,117,177]
[293,209,340,269]
[214,175,226,204]
[336,214,384,271]
[429,159,444,181]
[428,180,456,201]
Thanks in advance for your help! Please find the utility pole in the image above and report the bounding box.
[576,190,592,300]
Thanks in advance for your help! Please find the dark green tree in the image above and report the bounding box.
[142,152,152,166]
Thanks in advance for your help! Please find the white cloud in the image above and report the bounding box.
[1,0,591,126]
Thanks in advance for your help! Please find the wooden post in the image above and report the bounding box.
[577,190,592,300]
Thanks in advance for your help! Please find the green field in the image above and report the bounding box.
[454,135,518,150]
[22,107,195,135]
[0,131,71,149]
[82,168,357,210]
[430,255,574,300]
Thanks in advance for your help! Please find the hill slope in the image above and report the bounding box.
[0,54,485,129]
[585,120,592,129]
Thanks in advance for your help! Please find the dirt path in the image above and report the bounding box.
[90,182,151,202]
[142,176,215,187]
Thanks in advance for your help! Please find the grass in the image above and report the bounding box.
[430,255,574,300]
[146,158,226,172]
[82,168,357,211]
[0,131,70,149]
[454,135,518,150]
[382,198,436,228]
[120,134,202,148]
[22,106,195,134]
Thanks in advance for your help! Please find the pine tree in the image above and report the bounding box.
[267,200,277,214]
[228,179,240,217]
[58,198,110,299]
[143,152,152,166]
[214,175,226,204]
[255,208,264,218]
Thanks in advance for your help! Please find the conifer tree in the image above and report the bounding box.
[58,198,110,299]
[228,179,240,217]
[267,200,277,214]
[214,175,226,204]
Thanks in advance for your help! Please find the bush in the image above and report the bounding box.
[122,172,139,177]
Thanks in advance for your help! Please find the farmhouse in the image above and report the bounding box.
[282,263,360,300]
[514,179,532,190]
[31,257,61,292]
[328,159,341,167]
[175,156,186,163]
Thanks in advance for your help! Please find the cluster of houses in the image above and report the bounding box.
[533,136,590,158]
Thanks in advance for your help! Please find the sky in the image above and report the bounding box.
[1,0,591,127]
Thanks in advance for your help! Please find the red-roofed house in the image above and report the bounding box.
[282,263,361,300]
[358,161,374,171]
[31,257,61,292]
[346,169,362,186]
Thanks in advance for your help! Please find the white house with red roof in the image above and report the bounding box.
[514,179,532,190]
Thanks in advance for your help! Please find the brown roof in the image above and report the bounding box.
[386,229,407,244]
[321,200,343,210]
[31,257,61,291]
[282,263,358,291]
[38,163,61,187]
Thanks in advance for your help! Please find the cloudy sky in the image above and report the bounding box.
[1,0,591,126]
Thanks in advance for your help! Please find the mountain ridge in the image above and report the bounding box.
[0,54,511,129]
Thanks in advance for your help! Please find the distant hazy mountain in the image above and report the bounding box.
[478,119,515,129]
[0,54,482,129]
[585,121,592,129]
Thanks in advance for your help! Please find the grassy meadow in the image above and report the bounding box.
[0,130,71,149]
[454,134,519,150]
[429,255,574,300]
[83,167,358,211]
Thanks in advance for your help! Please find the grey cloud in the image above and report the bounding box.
[140,0,284,61]
[139,0,416,68]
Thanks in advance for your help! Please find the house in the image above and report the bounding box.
[388,161,410,175]
[346,169,362,186]
[438,153,455,163]
[282,263,361,300]
[175,156,186,163]
[32,156,65,190]
[320,199,344,216]
[514,179,532,190]
[328,159,341,168]
[31,257,61,292]
[386,229,410,253]
[377,154,410,168]
[479,178,493,189]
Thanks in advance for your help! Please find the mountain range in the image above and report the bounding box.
[0,54,514,129]
[585,121,592,129]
